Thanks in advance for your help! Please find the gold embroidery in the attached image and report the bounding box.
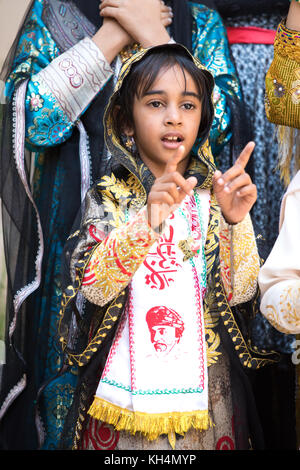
[98,174,132,200]
[230,214,259,306]
[203,195,222,366]
[120,43,143,62]
[265,285,300,333]
[275,25,300,64]
[265,22,300,144]
[98,174,145,228]
[204,299,221,367]
[97,175,130,228]
[178,236,199,262]
[219,219,232,302]
[290,69,300,104]
[81,209,156,307]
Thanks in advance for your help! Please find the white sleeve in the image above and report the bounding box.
[259,171,300,333]
[32,36,113,123]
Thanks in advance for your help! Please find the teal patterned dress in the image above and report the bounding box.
[3,0,241,449]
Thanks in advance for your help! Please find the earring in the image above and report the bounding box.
[125,135,134,150]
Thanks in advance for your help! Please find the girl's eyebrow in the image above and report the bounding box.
[143,90,165,96]
[183,91,201,100]
[143,90,201,100]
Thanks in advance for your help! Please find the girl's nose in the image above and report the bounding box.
[164,105,182,126]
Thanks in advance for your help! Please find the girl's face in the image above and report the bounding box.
[125,64,202,178]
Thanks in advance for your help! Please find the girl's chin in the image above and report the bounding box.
[138,147,191,176]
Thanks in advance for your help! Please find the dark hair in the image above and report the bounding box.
[112,46,215,147]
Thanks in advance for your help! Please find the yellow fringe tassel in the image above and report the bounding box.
[88,397,212,449]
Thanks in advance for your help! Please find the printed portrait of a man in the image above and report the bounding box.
[145,306,185,357]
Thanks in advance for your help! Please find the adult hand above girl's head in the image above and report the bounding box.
[99,0,171,48]
[103,16,133,46]
[92,16,132,63]
[160,0,173,28]
[213,142,257,225]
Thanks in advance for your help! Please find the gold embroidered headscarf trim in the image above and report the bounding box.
[103,43,216,193]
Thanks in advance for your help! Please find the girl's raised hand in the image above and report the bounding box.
[213,141,257,225]
[147,145,197,230]
[99,0,171,48]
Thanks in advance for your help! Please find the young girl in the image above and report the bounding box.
[58,43,277,450]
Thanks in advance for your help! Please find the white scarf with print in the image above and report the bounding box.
[88,189,211,447]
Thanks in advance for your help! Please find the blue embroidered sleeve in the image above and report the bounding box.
[6,0,240,154]
[5,0,73,150]
[190,2,242,157]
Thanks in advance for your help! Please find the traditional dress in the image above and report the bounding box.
[214,1,296,356]
[265,16,300,186]
[0,0,244,450]
[57,44,279,450]
[261,10,300,309]
[259,12,300,446]
[259,171,300,333]
[215,3,297,450]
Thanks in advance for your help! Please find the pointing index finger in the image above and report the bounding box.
[234,141,255,170]
[164,145,185,174]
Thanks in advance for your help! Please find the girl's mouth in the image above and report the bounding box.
[161,133,184,148]
[163,136,183,142]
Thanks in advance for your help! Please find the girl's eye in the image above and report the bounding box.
[182,103,195,110]
[149,101,162,108]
